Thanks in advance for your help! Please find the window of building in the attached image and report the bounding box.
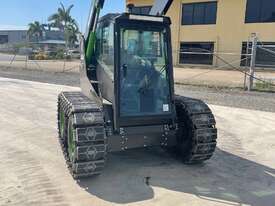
[241,42,275,68]
[182,2,217,25]
[180,42,214,65]
[0,35,8,44]
[245,0,275,23]
[131,6,152,15]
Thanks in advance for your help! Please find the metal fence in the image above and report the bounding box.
[0,44,80,73]
[177,35,275,91]
[0,37,274,91]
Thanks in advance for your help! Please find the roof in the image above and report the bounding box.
[37,40,66,45]
[0,25,28,31]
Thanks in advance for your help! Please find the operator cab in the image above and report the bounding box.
[94,13,175,128]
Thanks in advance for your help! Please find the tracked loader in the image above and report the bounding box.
[57,0,217,178]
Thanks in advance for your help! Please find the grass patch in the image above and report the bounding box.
[255,80,275,92]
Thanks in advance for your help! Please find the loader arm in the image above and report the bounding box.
[150,0,174,16]
[85,0,105,66]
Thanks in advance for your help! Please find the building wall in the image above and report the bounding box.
[0,29,65,44]
[126,0,275,66]
[0,30,28,45]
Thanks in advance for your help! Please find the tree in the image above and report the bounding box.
[48,3,79,48]
[28,21,43,42]
[65,23,79,48]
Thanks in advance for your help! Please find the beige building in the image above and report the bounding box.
[126,0,275,68]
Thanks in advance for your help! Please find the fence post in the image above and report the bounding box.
[243,39,249,90]
[248,35,257,91]
[25,54,28,69]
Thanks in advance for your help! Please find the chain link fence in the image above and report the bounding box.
[175,36,275,91]
[0,43,80,73]
[0,38,275,91]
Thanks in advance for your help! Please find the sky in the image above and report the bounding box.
[0,0,125,31]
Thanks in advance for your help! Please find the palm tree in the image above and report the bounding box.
[65,23,79,48]
[48,3,74,31]
[28,21,43,42]
[48,3,79,48]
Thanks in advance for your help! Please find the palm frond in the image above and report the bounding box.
[60,2,66,12]
[48,13,60,21]
[66,4,74,14]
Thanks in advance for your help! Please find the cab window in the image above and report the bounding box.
[96,23,114,78]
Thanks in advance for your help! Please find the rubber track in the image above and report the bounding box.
[175,95,217,163]
[57,92,107,179]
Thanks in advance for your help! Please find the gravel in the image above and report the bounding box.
[175,84,275,113]
[1,67,274,113]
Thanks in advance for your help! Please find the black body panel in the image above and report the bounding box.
[108,124,177,152]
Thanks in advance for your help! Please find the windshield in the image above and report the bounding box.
[119,28,171,117]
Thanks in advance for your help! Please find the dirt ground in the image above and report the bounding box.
[0,77,274,206]
[174,67,275,88]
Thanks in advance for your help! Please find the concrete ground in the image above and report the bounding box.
[0,77,274,206]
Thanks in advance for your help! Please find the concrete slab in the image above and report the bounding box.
[0,77,274,206]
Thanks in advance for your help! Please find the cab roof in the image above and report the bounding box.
[99,13,171,25]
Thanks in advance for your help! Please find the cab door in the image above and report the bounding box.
[116,23,174,127]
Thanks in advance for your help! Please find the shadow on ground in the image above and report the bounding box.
[78,148,275,206]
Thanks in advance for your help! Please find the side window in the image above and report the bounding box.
[98,23,114,76]
[95,26,102,59]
